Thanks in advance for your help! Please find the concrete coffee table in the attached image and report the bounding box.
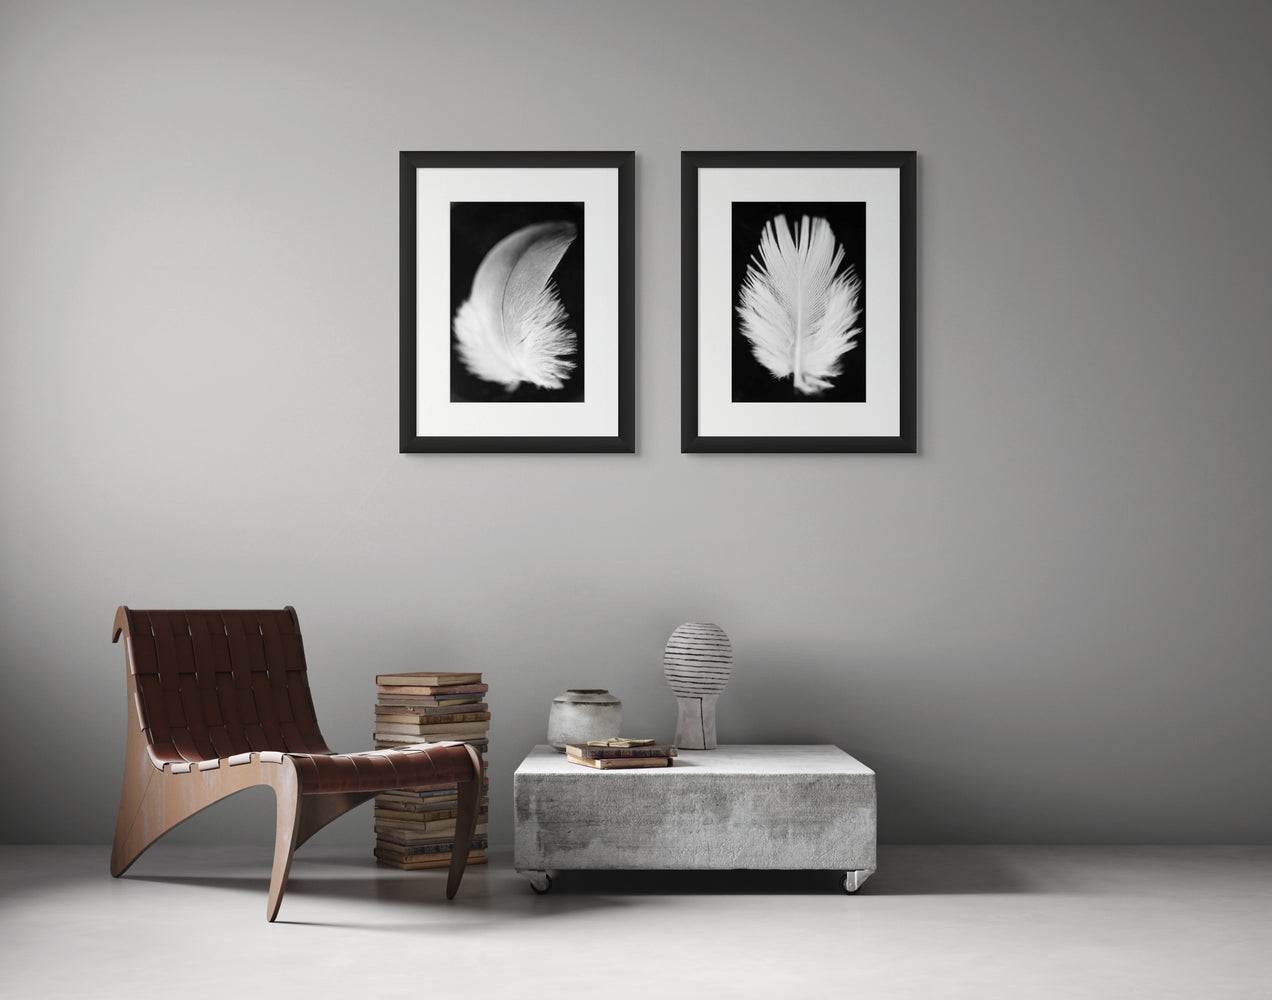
[514,744,875,893]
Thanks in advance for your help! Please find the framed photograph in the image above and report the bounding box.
[400,151,634,452]
[682,151,916,453]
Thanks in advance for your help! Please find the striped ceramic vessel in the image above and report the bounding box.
[664,623,732,749]
[664,623,733,695]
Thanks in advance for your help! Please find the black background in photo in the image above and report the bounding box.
[450,201,585,402]
[731,201,866,403]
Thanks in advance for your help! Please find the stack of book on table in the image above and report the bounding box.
[373,671,490,870]
[565,739,677,769]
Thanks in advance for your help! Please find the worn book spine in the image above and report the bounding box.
[383,778,491,793]
[375,805,460,820]
[565,743,677,759]
[373,729,491,741]
[567,755,674,769]
[373,809,471,827]
[375,672,482,686]
[373,804,488,824]
[378,801,458,815]
[374,796,490,815]
[375,701,489,715]
[374,836,489,854]
[373,720,491,737]
[376,826,488,845]
[374,732,490,744]
[374,817,462,834]
[373,829,470,844]
[373,810,489,829]
[373,796,489,814]
[374,710,491,724]
[375,835,490,857]
[373,730,488,745]
[376,786,488,804]
[376,695,484,707]
[371,783,485,804]
[377,682,489,696]
[375,851,489,870]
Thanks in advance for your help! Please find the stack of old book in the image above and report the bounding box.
[373,671,490,870]
[565,738,677,769]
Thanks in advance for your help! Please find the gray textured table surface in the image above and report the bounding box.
[516,743,875,776]
[514,744,876,892]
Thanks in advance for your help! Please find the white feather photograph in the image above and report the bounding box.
[450,202,585,403]
[732,201,866,403]
[401,151,634,453]
[682,150,916,453]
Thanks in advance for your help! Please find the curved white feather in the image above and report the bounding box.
[737,214,861,396]
[453,221,578,391]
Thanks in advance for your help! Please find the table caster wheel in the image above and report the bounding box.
[523,871,552,893]
[842,869,873,893]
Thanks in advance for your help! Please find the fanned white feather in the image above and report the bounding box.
[737,214,862,395]
[453,221,578,391]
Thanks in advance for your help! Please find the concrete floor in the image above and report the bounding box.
[1,845,1269,999]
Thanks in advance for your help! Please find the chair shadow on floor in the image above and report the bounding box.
[125,851,628,927]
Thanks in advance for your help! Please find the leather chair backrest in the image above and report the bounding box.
[116,608,331,765]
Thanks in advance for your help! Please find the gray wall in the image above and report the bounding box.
[2,0,1269,848]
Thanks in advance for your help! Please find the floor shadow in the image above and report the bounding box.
[128,866,630,925]
[545,868,847,895]
[130,874,267,891]
[539,849,1033,896]
[128,845,1032,900]
[864,846,1031,895]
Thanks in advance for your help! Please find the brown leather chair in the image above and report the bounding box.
[110,606,484,921]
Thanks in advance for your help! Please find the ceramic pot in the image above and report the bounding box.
[547,689,622,752]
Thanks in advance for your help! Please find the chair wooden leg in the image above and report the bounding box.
[266,764,302,922]
[446,745,484,900]
[111,710,163,877]
[110,763,157,877]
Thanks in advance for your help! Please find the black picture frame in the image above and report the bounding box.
[682,151,916,453]
[401,151,635,453]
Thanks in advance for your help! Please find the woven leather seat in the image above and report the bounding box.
[110,606,483,921]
